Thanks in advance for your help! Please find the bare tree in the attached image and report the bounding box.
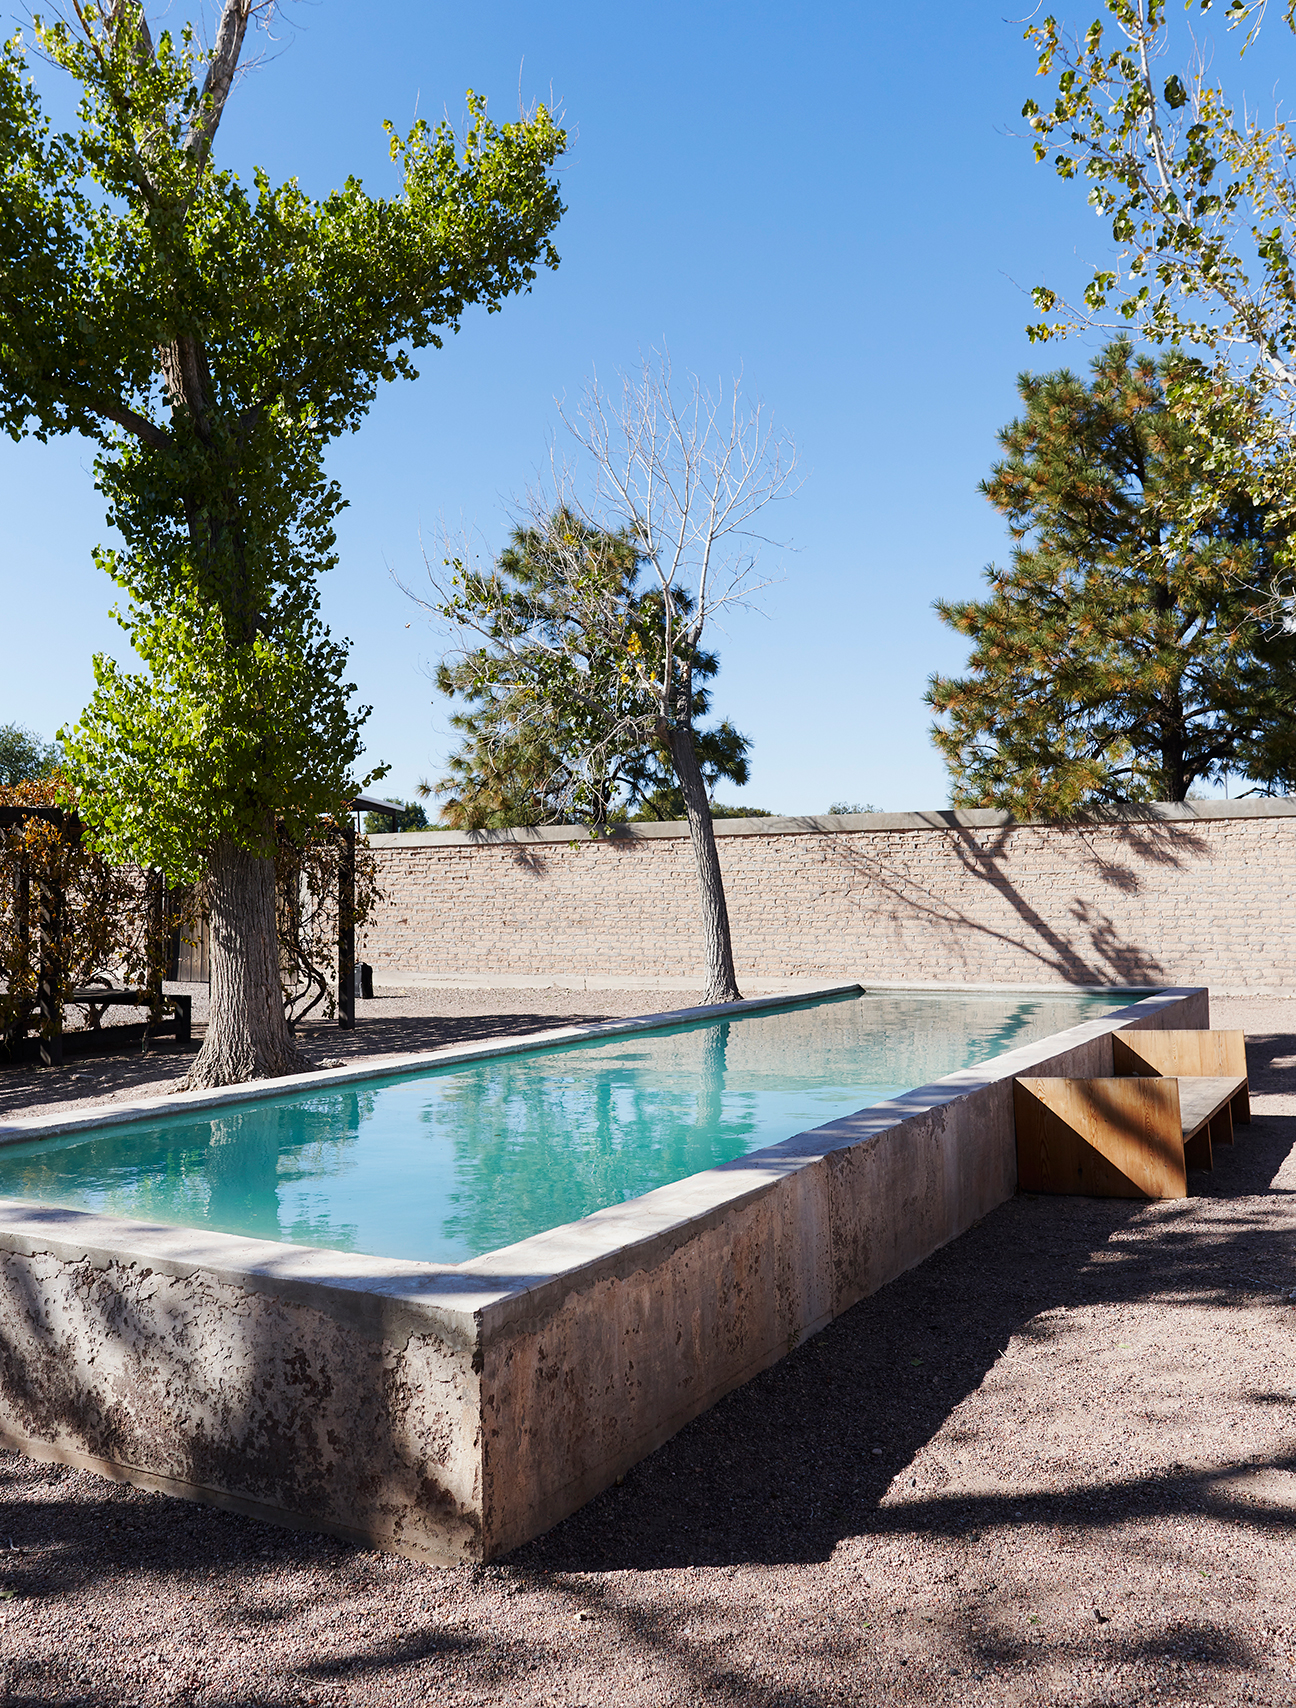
[418,354,796,1004]
[559,354,796,1002]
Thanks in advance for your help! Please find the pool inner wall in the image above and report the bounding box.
[0,986,1205,1562]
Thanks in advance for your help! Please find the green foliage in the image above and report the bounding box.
[0,723,60,785]
[0,775,181,1044]
[927,341,1296,813]
[617,721,752,822]
[0,8,566,880]
[61,559,367,882]
[424,510,751,827]
[826,801,879,815]
[362,800,429,834]
[697,801,772,820]
[1021,0,1296,549]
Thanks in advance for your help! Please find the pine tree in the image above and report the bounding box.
[927,341,1296,814]
[424,511,751,829]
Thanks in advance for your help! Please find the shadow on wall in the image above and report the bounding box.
[821,819,1210,985]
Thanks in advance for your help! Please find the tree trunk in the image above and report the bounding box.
[182,834,308,1089]
[1160,682,1189,801]
[665,719,742,1006]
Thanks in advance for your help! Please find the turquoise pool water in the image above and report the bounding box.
[0,990,1136,1263]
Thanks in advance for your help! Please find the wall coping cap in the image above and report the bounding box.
[367,796,1296,847]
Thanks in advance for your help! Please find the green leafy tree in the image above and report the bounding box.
[0,4,564,1084]
[0,723,60,785]
[422,511,752,828]
[362,800,429,834]
[1020,0,1296,580]
[927,341,1296,814]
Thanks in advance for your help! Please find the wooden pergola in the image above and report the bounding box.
[2,798,370,1066]
[0,803,189,1066]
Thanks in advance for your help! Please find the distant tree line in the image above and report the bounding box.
[0,724,60,787]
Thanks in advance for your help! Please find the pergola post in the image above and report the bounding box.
[146,869,165,1019]
[37,878,64,1068]
[337,825,356,1031]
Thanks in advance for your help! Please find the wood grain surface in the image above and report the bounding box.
[1014,1076,1188,1200]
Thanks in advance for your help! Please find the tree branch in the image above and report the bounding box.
[184,0,254,163]
[63,385,170,448]
[74,0,162,209]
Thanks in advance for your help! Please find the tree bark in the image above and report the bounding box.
[665,717,742,1006]
[182,835,308,1088]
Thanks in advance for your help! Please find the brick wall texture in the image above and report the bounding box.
[357,806,1296,992]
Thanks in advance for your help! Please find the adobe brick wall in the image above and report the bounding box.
[357,801,1296,994]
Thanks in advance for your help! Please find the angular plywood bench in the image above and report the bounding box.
[1111,1028,1250,1126]
[1014,1030,1250,1201]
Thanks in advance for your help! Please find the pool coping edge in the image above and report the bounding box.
[0,984,1202,1346]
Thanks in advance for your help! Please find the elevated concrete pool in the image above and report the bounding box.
[0,981,1206,1561]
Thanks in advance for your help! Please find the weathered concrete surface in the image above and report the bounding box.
[463,986,1207,1555]
[0,986,1207,1561]
[0,1221,491,1563]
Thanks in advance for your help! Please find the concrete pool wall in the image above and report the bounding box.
[0,983,1206,1562]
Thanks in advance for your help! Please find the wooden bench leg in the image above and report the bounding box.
[1209,1101,1234,1147]
[1231,1085,1251,1126]
[1184,1125,1213,1171]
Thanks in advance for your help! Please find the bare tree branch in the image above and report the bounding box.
[184,0,255,161]
[556,348,797,712]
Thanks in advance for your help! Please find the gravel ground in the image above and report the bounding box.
[0,991,1292,1707]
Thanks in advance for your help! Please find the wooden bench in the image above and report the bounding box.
[1111,1029,1250,1126]
[1013,1028,1250,1201]
[67,986,192,1045]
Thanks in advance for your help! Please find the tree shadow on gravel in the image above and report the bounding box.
[0,1024,1290,1708]
[296,1628,481,1679]
[0,1465,350,1599]
[509,1027,1296,1576]
[296,1006,633,1062]
[0,1042,198,1121]
[0,1006,638,1122]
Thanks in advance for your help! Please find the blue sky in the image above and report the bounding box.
[2,0,1135,813]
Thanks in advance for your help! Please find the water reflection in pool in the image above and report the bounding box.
[0,990,1134,1263]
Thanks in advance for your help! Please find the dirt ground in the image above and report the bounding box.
[0,989,1293,1707]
